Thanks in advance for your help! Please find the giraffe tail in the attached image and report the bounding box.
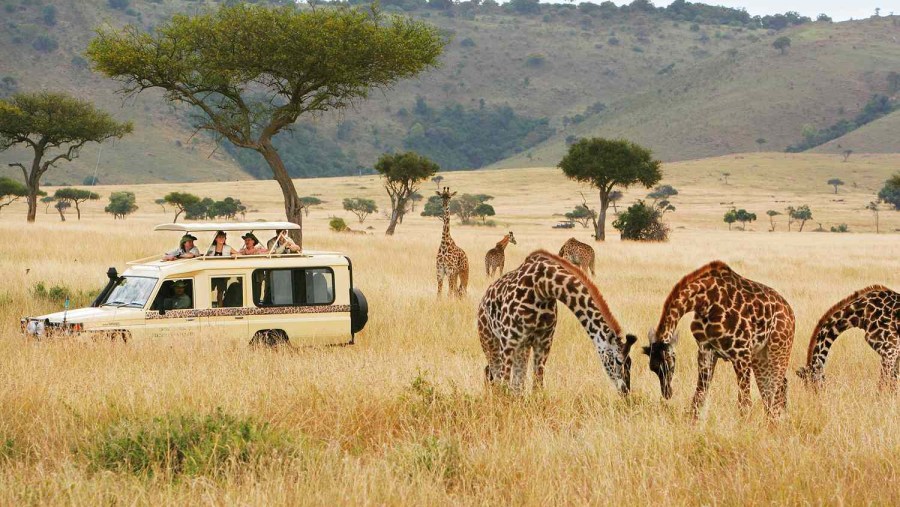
[458,267,469,296]
[589,256,596,276]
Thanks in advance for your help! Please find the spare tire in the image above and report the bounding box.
[350,287,368,334]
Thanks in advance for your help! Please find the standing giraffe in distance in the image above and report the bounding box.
[484,231,516,277]
[645,261,795,422]
[435,187,469,297]
[796,285,898,392]
[478,249,637,394]
[558,237,595,276]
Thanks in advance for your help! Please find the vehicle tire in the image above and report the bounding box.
[350,288,368,334]
[250,329,288,348]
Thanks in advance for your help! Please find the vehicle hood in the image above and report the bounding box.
[28,306,122,324]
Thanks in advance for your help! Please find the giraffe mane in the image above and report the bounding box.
[805,284,893,365]
[529,249,623,336]
[656,260,732,335]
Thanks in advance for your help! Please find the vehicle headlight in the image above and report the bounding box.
[25,319,45,336]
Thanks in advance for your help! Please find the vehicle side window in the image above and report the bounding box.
[150,279,194,311]
[252,268,334,307]
[211,276,244,308]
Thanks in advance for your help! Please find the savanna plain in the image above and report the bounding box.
[0,153,898,505]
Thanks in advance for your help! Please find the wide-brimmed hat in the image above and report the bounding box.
[241,232,259,245]
[179,234,197,248]
[173,280,188,289]
[214,230,227,238]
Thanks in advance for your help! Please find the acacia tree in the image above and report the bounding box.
[559,138,661,241]
[450,194,493,223]
[376,152,439,235]
[766,210,781,231]
[54,187,99,220]
[105,191,138,219]
[608,190,623,213]
[87,4,444,247]
[842,149,853,162]
[773,36,791,54]
[40,195,55,213]
[343,197,378,223]
[154,198,167,213]
[0,92,132,222]
[565,204,596,228]
[299,196,323,217]
[54,200,71,221]
[827,178,844,194]
[788,205,813,232]
[163,192,201,223]
[878,173,900,210]
[0,177,28,213]
[865,201,880,233]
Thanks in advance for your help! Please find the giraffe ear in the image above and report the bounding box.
[642,345,652,356]
[623,334,637,356]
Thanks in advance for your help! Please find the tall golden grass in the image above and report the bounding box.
[0,154,898,504]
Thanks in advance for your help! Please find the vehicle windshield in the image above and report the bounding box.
[101,276,158,308]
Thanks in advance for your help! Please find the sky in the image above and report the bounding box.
[606,1,891,22]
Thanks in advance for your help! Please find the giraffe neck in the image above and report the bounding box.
[538,263,618,346]
[655,274,709,343]
[495,236,510,251]
[805,305,860,374]
[441,200,452,246]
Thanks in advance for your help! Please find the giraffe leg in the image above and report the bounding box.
[448,273,458,297]
[532,333,554,390]
[690,347,718,420]
[753,358,787,423]
[458,267,469,297]
[436,274,443,296]
[510,347,530,394]
[499,257,504,276]
[877,346,898,393]
[733,359,753,417]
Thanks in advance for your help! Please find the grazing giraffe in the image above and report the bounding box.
[478,249,637,394]
[558,237,595,276]
[435,187,469,297]
[796,285,899,392]
[484,231,516,277]
[645,261,795,421]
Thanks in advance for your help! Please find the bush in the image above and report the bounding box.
[830,224,849,233]
[524,53,546,67]
[41,5,57,26]
[329,217,349,232]
[82,410,294,479]
[612,200,669,241]
[108,0,130,9]
[878,173,900,210]
[32,35,58,53]
[459,37,475,47]
[607,36,620,45]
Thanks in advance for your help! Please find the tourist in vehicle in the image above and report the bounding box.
[164,280,192,309]
[162,234,200,261]
[206,230,237,257]
[267,229,301,254]
[239,232,268,255]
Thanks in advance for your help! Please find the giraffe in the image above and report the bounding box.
[645,261,795,421]
[435,187,469,297]
[484,231,516,277]
[558,237,595,276]
[478,249,637,394]
[796,285,899,392]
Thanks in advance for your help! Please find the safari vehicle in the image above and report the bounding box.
[21,222,368,346]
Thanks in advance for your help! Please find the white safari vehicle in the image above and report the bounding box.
[21,222,368,346]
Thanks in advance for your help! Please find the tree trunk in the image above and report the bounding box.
[26,190,38,223]
[260,141,303,248]
[75,202,82,220]
[595,190,610,241]
[799,220,806,232]
[385,203,402,235]
[57,207,66,222]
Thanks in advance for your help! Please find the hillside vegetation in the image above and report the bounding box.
[0,1,898,184]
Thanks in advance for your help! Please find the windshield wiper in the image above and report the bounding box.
[102,301,127,307]
[122,302,146,308]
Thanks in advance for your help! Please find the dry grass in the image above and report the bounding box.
[0,155,898,505]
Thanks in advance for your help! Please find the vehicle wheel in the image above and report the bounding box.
[250,330,288,348]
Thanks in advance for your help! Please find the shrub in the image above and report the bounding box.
[41,5,57,26]
[459,37,475,47]
[108,0,130,9]
[82,410,294,479]
[329,217,349,232]
[878,173,900,210]
[830,224,849,233]
[607,36,620,45]
[32,35,58,53]
[612,200,669,241]
[525,53,546,67]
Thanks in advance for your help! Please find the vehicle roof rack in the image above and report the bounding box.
[153,221,300,233]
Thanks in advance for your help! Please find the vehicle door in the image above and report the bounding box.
[204,274,249,342]
[144,278,200,341]
[250,267,349,345]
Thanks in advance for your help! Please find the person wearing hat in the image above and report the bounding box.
[238,232,268,255]
[206,230,237,258]
[266,229,301,254]
[163,279,193,310]
[162,234,200,261]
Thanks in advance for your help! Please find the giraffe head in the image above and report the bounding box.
[436,186,456,203]
[507,231,517,245]
[597,333,637,395]
[644,329,676,399]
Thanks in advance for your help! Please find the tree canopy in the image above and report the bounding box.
[54,187,100,220]
[87,3,444,247]
[375,151,439,235]
[0,91,132,222]
[559,137,661,241]
[0,177,28,212]
[105,191,138,219]
[163,192,201,223]
[878,173,900,210]
[343,197,378,223]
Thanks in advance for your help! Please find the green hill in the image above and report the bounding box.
[812,110,900,154]
[0,1,897,184]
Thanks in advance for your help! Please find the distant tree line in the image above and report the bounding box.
[787,95,897,152]
[340,0,813,31]
[402,97,554,170]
